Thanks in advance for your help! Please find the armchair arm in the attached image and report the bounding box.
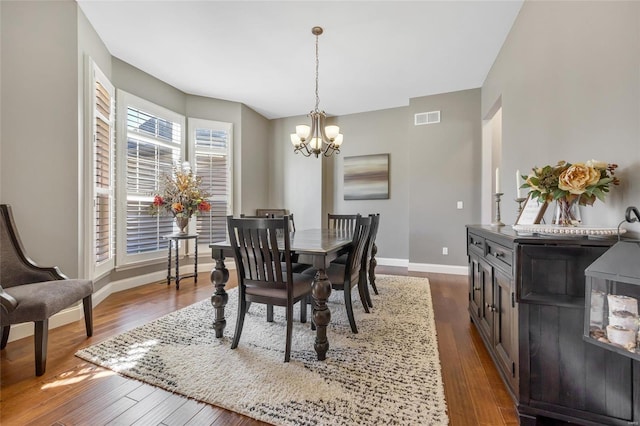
[0,287,18,314]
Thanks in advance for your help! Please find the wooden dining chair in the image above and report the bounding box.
[227,215,314,362]
[305,215,372,333]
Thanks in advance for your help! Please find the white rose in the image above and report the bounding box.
[586,159,608,169]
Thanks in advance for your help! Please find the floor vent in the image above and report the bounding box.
[415,111,441,126]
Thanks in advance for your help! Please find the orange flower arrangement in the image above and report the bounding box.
[150,165,210,218]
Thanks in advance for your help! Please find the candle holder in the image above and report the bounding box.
[515,197,527,216]
[492,193,505,226]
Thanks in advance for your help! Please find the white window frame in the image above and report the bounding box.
[84,58,115,280]
[115,90,186,268]
[187,117,233,253]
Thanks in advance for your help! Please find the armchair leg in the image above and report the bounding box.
[1,325,10,349]
[83,295,93,337]
[35,319,49,376]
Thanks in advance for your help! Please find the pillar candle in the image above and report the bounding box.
[516,169,522,198]
[495,168,500,193]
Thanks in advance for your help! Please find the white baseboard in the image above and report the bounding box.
[376,257,409,268]
[408,262,468,275]
[377,257,467,275]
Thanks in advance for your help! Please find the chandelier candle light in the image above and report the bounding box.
[290,26,343,158]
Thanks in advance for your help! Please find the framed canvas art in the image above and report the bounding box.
[344,154,389,200]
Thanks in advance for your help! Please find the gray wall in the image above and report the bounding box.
[269,115,323,231]
[483,0,640,231]
[1,0,106,278]
[239,104,270,215]
[408,89,481,266]
[330,107,411,261]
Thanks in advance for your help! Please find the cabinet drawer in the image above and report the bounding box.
[468,233,485,256]
[486,240,513,273]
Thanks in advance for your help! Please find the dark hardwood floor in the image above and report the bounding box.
[1,267,518,425]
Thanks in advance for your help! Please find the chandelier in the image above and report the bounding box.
[290,26,343,158]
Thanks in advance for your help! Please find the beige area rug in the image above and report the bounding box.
[76,275,448,425]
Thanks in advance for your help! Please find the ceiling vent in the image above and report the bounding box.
[414,111,441,126]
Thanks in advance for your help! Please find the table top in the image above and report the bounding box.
[163,233,199,240]
[210,228,352,255]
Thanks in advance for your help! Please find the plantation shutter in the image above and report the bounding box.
[125,107,181,254]
[92,63,115,276]
[190,120,232,245]
[116,90,185,266]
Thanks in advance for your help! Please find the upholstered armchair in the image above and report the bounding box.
[0,204,94,376]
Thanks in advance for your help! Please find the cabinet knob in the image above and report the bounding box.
[474,286,481,291]
[473,241,482,246]
[493,251,504,258]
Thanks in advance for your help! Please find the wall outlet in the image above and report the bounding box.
[442,247,448,255]
[457,201,463,209]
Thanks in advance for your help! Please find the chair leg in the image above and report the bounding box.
[1,325,10,349]
[358,272,371,313]
[344,286,358,334]
[285,303,293,362]
[83,295,93,337]
[231,298,246,349]
[369,246,379,295]
[300,298,307,323]
[35,319,48,376]
[266,304,274,322]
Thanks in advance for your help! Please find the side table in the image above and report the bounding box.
[163,233,198,289]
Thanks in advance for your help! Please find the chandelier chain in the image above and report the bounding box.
[315,33,320,112]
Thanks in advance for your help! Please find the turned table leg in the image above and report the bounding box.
[312,268,332,361]
[210,250,229,338]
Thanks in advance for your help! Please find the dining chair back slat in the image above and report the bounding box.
[327,214,359,233]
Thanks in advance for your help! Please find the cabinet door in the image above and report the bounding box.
[469,255,483,322]
[493,267,517,390]
[478,259,494,341]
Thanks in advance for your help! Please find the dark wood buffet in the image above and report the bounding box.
[466,225,640,426]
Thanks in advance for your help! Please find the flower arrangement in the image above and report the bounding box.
[150,165,211,219]
[521,160,620,206]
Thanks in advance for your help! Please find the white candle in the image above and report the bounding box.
[495,168,500,193]
[516,169,522,198]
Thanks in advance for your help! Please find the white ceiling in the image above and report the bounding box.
[77,0,523,119]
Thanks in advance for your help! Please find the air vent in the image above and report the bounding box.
[414,111,441,126]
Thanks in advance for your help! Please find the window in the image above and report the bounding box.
[188,118,233,246]
[116,91,185,266]
[89,61,115,278]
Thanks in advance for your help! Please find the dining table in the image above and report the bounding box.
[209,228,356,361]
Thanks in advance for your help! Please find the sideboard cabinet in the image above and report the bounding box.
[466,225,639,426]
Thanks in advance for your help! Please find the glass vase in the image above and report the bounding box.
[553,197,581,227]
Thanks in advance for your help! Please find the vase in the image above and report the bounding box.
[553,198,581,227]
[175,216,189,234]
